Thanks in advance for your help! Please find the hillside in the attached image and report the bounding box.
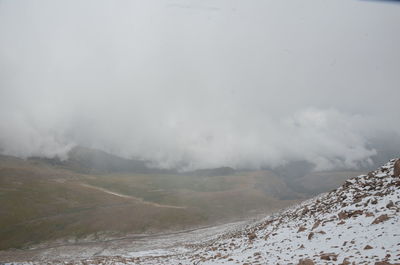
[55,159,400,265]
[0,153,300,252]
[0,147,370,254]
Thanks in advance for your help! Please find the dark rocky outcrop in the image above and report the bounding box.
[393,159,400,177]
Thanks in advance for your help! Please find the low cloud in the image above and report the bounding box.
[0,0,399,170]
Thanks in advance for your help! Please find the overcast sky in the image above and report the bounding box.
[0,0,399,170]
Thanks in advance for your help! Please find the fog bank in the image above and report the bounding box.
[1,0,399,170]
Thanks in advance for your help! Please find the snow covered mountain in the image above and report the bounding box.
[7,159,400,265]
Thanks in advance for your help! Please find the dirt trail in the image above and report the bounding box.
[79,183,187,209]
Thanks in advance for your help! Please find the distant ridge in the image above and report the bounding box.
[183,166,236,177]
[30,146,177,175]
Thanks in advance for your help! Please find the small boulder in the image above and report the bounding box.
[311,220,321,230]
[386,201,394,208]
[372,214,390,225]
[394,159,400,177]
[297,226,307,233]
[298,258,315,265]
[339,258,351,265]
[338,211,347,220]
[248,232,257,241]
[320,253,338,261]
[375,261,400,265]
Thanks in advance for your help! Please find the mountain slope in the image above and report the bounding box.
[180,159,400,265]
[2,159,398,264]
[0,153,301,253]
[71,159,400,265]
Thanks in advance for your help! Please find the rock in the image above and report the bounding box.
[338,211,347,220]
[375,262,400,265]
[320,253,338,261]
[338,210,362,220]
[386,201,394,208]
[308,232,314,240]
[344,180,353,187]
[297,226,307,232]
[339,258,351,265]
[372,214,390,225]
[301,206,309,215]
[394,159,400,177]
[311,220,321,230]
[364,245,373,250]
[248,232,257,241]
[346,210,364,218]
[298,258,315,265]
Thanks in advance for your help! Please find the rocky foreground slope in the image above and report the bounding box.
[8,160,400,265]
